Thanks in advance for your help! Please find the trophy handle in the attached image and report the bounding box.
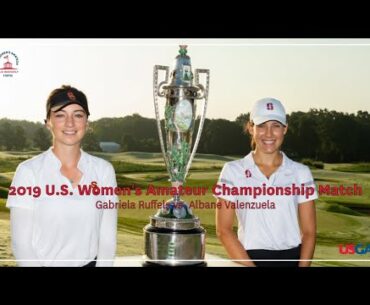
[153,65,171,175]
[184,69,210,178]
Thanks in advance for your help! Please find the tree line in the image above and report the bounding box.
[0,109,369,162]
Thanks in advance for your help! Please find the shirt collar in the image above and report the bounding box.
[46,147,88,172]
[243,150,291,174]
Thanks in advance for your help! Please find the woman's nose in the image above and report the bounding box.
[265,126,272,137]
[65,116,75,126]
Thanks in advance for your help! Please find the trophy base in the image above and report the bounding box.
[142,261,207,267]
[143,224,206,266]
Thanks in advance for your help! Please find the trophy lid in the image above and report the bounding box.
[170,45,193,87]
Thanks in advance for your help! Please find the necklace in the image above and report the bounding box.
[60,168,80,185]
[64,171,81,185]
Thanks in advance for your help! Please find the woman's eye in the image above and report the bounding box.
[75,114,83,118]
[55,114,65,118]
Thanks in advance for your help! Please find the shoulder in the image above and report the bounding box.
[221,158,245,175]
[284,155,314,181]
[83,152,115,173]
[11,151,50,183]
[15,151,49,173]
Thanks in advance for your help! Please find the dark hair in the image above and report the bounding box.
[46,85,90,120]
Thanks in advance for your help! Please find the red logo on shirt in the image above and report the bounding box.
[67,91,77,101]
[245,169,252,178]
[90,181,98,188]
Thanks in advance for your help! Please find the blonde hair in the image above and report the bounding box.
[245,121,256,150]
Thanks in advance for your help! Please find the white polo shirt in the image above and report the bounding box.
[216,151,318,251]
[6,148,118,266]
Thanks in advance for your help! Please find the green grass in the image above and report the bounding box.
[1,151,370,266]
[0,174,12,188]
[331,163,370,173]
[91,151,236,170]
[312,168,370,207]
[110,160,166,174]
[0,158,22,173]
[0,151,41,158]
[0,187,8,199]
[321,202,365,216]
[0,199,8,213]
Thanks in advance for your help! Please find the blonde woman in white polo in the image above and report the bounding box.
[7,85,118,267]
[216,98,317,267]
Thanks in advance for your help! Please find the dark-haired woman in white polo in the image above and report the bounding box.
[7,85,118,267]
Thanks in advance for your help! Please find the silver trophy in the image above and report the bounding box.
[144,45,210,266]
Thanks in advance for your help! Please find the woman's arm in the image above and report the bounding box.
[216,199,255,267]
[96,207,117,267]
[96,164,118,267]
[10,207,40,267]
[298,200,316,267]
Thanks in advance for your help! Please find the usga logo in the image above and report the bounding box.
[0,51,19,77]
[339,243,370,255]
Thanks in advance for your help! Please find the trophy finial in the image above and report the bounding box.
[179,45,188,56]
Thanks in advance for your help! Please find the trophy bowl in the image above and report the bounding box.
[143,45,210,266]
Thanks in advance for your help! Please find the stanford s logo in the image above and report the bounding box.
[266,103,274,110]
